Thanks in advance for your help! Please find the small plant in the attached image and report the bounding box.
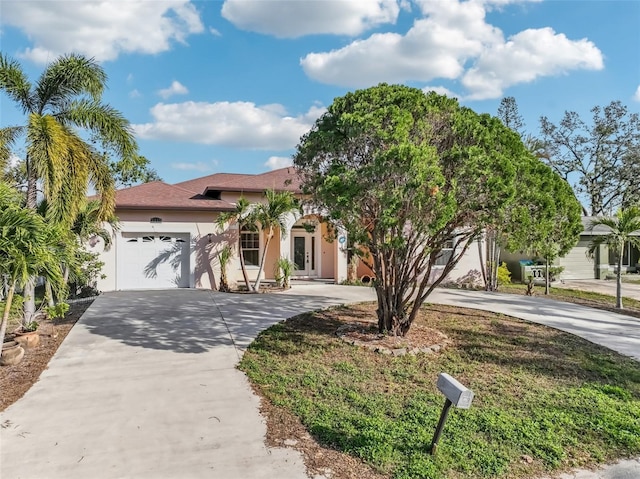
[525,275,535,296]
[496,262,512,287]
[217,245,232,292]
[340,278,366,286]
[275,257,295,289]
[22,320,39,332]
[548,266,564,282]
[45,302,69,319]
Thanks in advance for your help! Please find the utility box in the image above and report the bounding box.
[436,373,474,409]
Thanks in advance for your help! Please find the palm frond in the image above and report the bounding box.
[35,53,106,113]
[0,53,33,112]
[0,126,24,169]
[60,99,138,159]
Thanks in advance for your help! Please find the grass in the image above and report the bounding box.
[239,303,640,479]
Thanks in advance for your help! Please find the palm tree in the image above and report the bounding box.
[216,197,254,292]
[251,190,299,291]
[588,206,640,309]
[0,53,137,321]
[0,183,64,347]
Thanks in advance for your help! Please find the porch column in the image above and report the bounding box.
[335,226,348,283]
[280,211,300,262]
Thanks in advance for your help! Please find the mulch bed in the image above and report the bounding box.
[0,301,92,411]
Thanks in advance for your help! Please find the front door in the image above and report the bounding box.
[292,233,317,277]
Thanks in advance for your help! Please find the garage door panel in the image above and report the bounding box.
[118,233,190,290]
[558,240,594,280]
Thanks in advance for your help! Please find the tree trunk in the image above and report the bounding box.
[0,282,16,348]
[616,254,623,309]
[238,233,253,292]
[45,280,56,307]
[23,155,38,324]
[477,235,487,289]
[253,229,273,291]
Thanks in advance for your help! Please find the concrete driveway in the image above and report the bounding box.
[0,287,376,479]
[1,285,639,479]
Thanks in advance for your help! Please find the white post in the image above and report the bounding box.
[335,226,348,284]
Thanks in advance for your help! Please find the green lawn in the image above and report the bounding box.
[240,303,640,479]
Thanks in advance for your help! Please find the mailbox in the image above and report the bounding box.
[430,373,475,454]
[436,373,474,409]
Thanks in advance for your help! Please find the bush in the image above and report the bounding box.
[0,293,24,321]
[275,257,295,289]
[45,302,69,319]
[497,262,512,286]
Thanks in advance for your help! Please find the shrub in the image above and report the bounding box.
[497,262,512,286]
[0,293,24,321]
[45,302,70,319]
[275,257,295,289]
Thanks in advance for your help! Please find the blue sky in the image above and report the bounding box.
[1,0,639,185]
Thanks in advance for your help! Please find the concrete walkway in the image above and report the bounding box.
[1,285,639,479]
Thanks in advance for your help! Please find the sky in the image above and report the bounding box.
[1,0,639,185]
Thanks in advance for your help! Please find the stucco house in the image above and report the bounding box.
[90,167,348,291]
[89,167,488,292]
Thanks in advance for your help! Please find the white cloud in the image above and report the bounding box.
[209,27,222,36]
[300,0,603,99]
[2,1,204,63]
[133,101,324,150]
[264,156,293,170]
[422,86,460,99]
[171,161,218,172]
[129,89,141,99]
[462,27,603,100]
[158,81,189,99]
[634,85,640,102]
[221,0,400,38]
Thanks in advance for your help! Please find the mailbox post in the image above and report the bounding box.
[430,373,474,455]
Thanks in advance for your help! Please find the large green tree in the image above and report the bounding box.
[540,101,640,216]
[294,84,533,336]
[0,53,137,320]
[588,207,640,309]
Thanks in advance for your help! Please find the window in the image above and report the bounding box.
[609,241,632,266]
[159,236,172,242]
[142,236,154,242]
[434,240,454,266]
[241,229,260,266]
[150,217,162,224]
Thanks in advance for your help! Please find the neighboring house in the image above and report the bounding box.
[89,168,348,291]
[502,217,640,281]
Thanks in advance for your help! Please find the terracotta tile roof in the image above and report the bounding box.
[114,181,235,211]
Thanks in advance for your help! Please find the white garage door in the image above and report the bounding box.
[557,240,595,280]
[117,233,190,290]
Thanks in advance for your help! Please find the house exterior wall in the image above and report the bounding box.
[320,222,335,279]
[94,206,347,291]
